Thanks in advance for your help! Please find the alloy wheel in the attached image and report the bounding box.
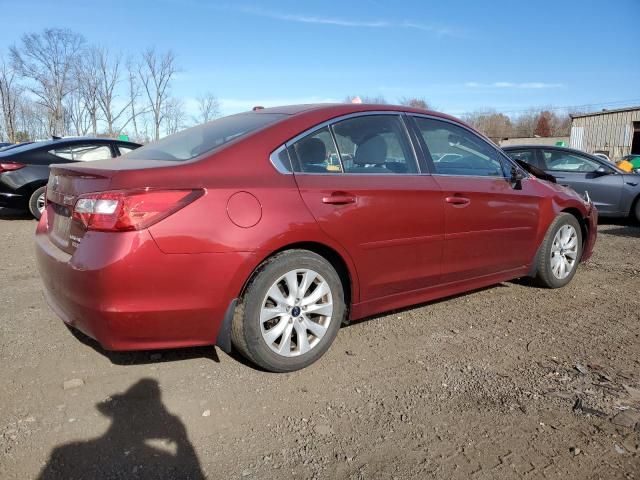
[36,193,46,213]
[550,225,578,280]
[260,269,333,357]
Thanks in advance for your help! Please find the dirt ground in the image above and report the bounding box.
[0,208,639,480]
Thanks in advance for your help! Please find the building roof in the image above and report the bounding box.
[570,106,640,119]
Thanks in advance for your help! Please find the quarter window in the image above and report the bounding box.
[414,117,505,177]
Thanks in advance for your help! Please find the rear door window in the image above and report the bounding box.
[292,127,342,173]
[330,115,418,174]
[413,117,506,177]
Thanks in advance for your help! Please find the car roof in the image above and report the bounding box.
[256,103,463,123]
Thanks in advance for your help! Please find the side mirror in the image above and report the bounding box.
[510,166,524,190]
[594,166,612,175]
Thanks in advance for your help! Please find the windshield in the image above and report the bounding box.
[126,112,287,161]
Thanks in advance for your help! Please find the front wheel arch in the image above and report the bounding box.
[528,208,587,278]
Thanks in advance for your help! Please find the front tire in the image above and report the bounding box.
[28,186,46,220]
[534,213,583,288]
[231,250,345,372]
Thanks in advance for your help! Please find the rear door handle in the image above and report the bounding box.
[322,195,356,205]
[445,196,470,206]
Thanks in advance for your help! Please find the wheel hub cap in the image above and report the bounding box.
[260,268,333,357]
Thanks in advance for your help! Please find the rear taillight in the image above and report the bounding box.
[72,189,203,232]
[0,162,25,174]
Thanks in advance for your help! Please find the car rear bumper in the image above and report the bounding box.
[35,211,253,351]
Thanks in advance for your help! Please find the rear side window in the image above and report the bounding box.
[414,117,506,177]
[331,115,418,174]
[126,112,287,161]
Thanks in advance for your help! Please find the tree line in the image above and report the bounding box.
[0,28,219,143]
[1,28,573,145]
[345,95,573,140]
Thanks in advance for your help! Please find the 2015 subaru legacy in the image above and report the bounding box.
[35,104,597,372]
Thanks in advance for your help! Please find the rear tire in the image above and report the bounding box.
[231,250,345,372]
[28,186,46,220]
[534,213,583,288]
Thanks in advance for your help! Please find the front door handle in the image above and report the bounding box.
[445,196,470,206]
[322,194,356,205]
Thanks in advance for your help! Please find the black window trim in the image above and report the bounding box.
[409,113,530,180]
[270,111,423,176]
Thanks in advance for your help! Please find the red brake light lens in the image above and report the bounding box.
[72,189,203,232]
[0,162,25,174]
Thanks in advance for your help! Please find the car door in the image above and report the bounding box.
[540,148,623,215]
[289,113,444,302]
[411,116,541,284]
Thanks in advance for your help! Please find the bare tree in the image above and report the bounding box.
[65,89,91,136]
[125,59,143,140]
[195,92,220,124]
[463,110,513,140]
[10,28,85,136]
[399,97,430,109]
[138,48,177,140]
[0,56,21,142]
[95,48,135,135]
[76,47,101,135]
[163,97,186,135]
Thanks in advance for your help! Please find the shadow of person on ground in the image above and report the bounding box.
[38,378,205,480]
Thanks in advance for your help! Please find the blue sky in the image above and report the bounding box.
[1,0,639,117]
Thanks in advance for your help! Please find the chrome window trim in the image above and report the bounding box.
[410,113,531,180]
[269,144,293,174]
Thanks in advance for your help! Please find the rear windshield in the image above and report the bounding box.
[126,112,287,161]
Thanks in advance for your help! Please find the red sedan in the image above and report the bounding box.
[35,104,597,372]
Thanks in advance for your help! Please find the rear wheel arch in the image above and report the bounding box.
[238,242,355,311]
